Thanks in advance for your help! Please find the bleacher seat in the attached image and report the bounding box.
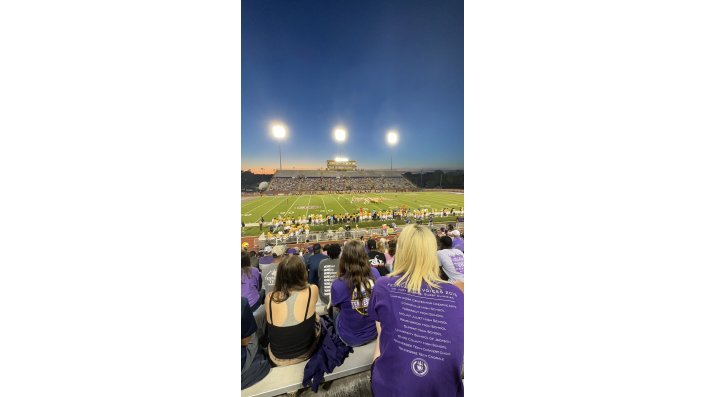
[241,342,376,397]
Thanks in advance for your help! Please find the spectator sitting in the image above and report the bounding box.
[303,245,313,263]
[368,224,464,396]
[331,240,381,347]
[241,297,271,389]
[437,236,464,282]
[248,250,259,270]
[366,239,388,276]
[265,255,321,366]
[384,240,396,273]
[317,243,342,305]
[259,246,274,266]
[450,230,464,252]
[306,243,327,285]
[242,250,264,311]
[260,251,283,295]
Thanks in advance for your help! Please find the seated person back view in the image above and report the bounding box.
[265,255,320,366]
[241,297,270,389]
[317,243,341,305]
[437,236,464,282]
[366,239,388,276]
[241,250,263,311]
[369,224,464,397]
[331,239,381,347]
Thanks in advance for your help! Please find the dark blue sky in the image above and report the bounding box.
[242,0,463,172]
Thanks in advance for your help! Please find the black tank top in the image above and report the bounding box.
[268,286,317,359]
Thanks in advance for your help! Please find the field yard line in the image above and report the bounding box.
[321,195,328,214]
[241,196,268,210]
[282,195,304,216]
[304,195,312,217]
[241,196,277,214]
[259,196,288,219]
[332,194,348,213]
[405,193,460,210]
[421,193,464,210]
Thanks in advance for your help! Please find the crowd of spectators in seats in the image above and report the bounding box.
[266,175,417,192]
[240,225,465,395]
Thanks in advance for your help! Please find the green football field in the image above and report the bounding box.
[241,191,464,236]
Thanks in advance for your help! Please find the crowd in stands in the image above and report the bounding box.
[241,225,465,395]
[266,171,418,193]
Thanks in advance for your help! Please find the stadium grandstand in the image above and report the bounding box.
[266,169,418,193]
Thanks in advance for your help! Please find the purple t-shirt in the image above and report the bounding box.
[331,267,381,346]
[368,276,464,397]
[452,237,464,252]
[241,268,261,308]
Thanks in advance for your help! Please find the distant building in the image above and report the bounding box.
[326,158,357,171]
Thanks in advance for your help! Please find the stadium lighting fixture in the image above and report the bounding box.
[333,127,347,143]
[386,130,399,170]
[271,122,288,170]
[386,130,399,145]
[334,157,349,162]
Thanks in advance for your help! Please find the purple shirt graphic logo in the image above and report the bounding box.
[411,358,429,377]
[450,254,464,273]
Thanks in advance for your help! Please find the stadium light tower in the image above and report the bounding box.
[386,130,399,170]
[271,122,287,170]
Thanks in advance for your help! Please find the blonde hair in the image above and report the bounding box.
[390,224,445,293]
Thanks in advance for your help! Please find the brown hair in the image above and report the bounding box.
[272,255,308,303]
[338,239,373,303]
[241,250,252,277]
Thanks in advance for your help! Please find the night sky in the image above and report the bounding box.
[242,0,463,172]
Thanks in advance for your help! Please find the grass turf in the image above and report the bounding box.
[241,191,464,236]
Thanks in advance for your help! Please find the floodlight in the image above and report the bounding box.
[333,127,347,142]
[272,123,287,140]
[386,130,399,145]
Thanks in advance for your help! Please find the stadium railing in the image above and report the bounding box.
[253,224,464,249]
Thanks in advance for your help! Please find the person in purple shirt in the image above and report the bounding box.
[369,224,464,397]
[241,250,263,311]
[259,246,274,265]
[331,240,381,346]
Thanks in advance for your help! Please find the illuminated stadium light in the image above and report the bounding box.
[271,123,287,139]
[333,127,347,142]
[334,157,349,162]
[386,130,399,170]
[386,130,399,145]
[270,122,288,170]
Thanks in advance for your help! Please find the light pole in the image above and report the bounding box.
[271,123,287,170]
[386,130,399,170]
[333,127,347,164]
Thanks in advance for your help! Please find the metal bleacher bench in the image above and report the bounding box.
[242,301,376,397]
[242,341,375,397]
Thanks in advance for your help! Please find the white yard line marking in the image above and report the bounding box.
[304,195,313,217]
[321,195,328,214]
[333,194,348,213]
[241,196,277,215]
[259,196,288,219]
[282,195,303,216]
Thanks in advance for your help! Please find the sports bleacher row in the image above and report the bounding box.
[243,300,375,397]
[266,170,418,192]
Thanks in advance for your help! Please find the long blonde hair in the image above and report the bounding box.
[390,224,445,293]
